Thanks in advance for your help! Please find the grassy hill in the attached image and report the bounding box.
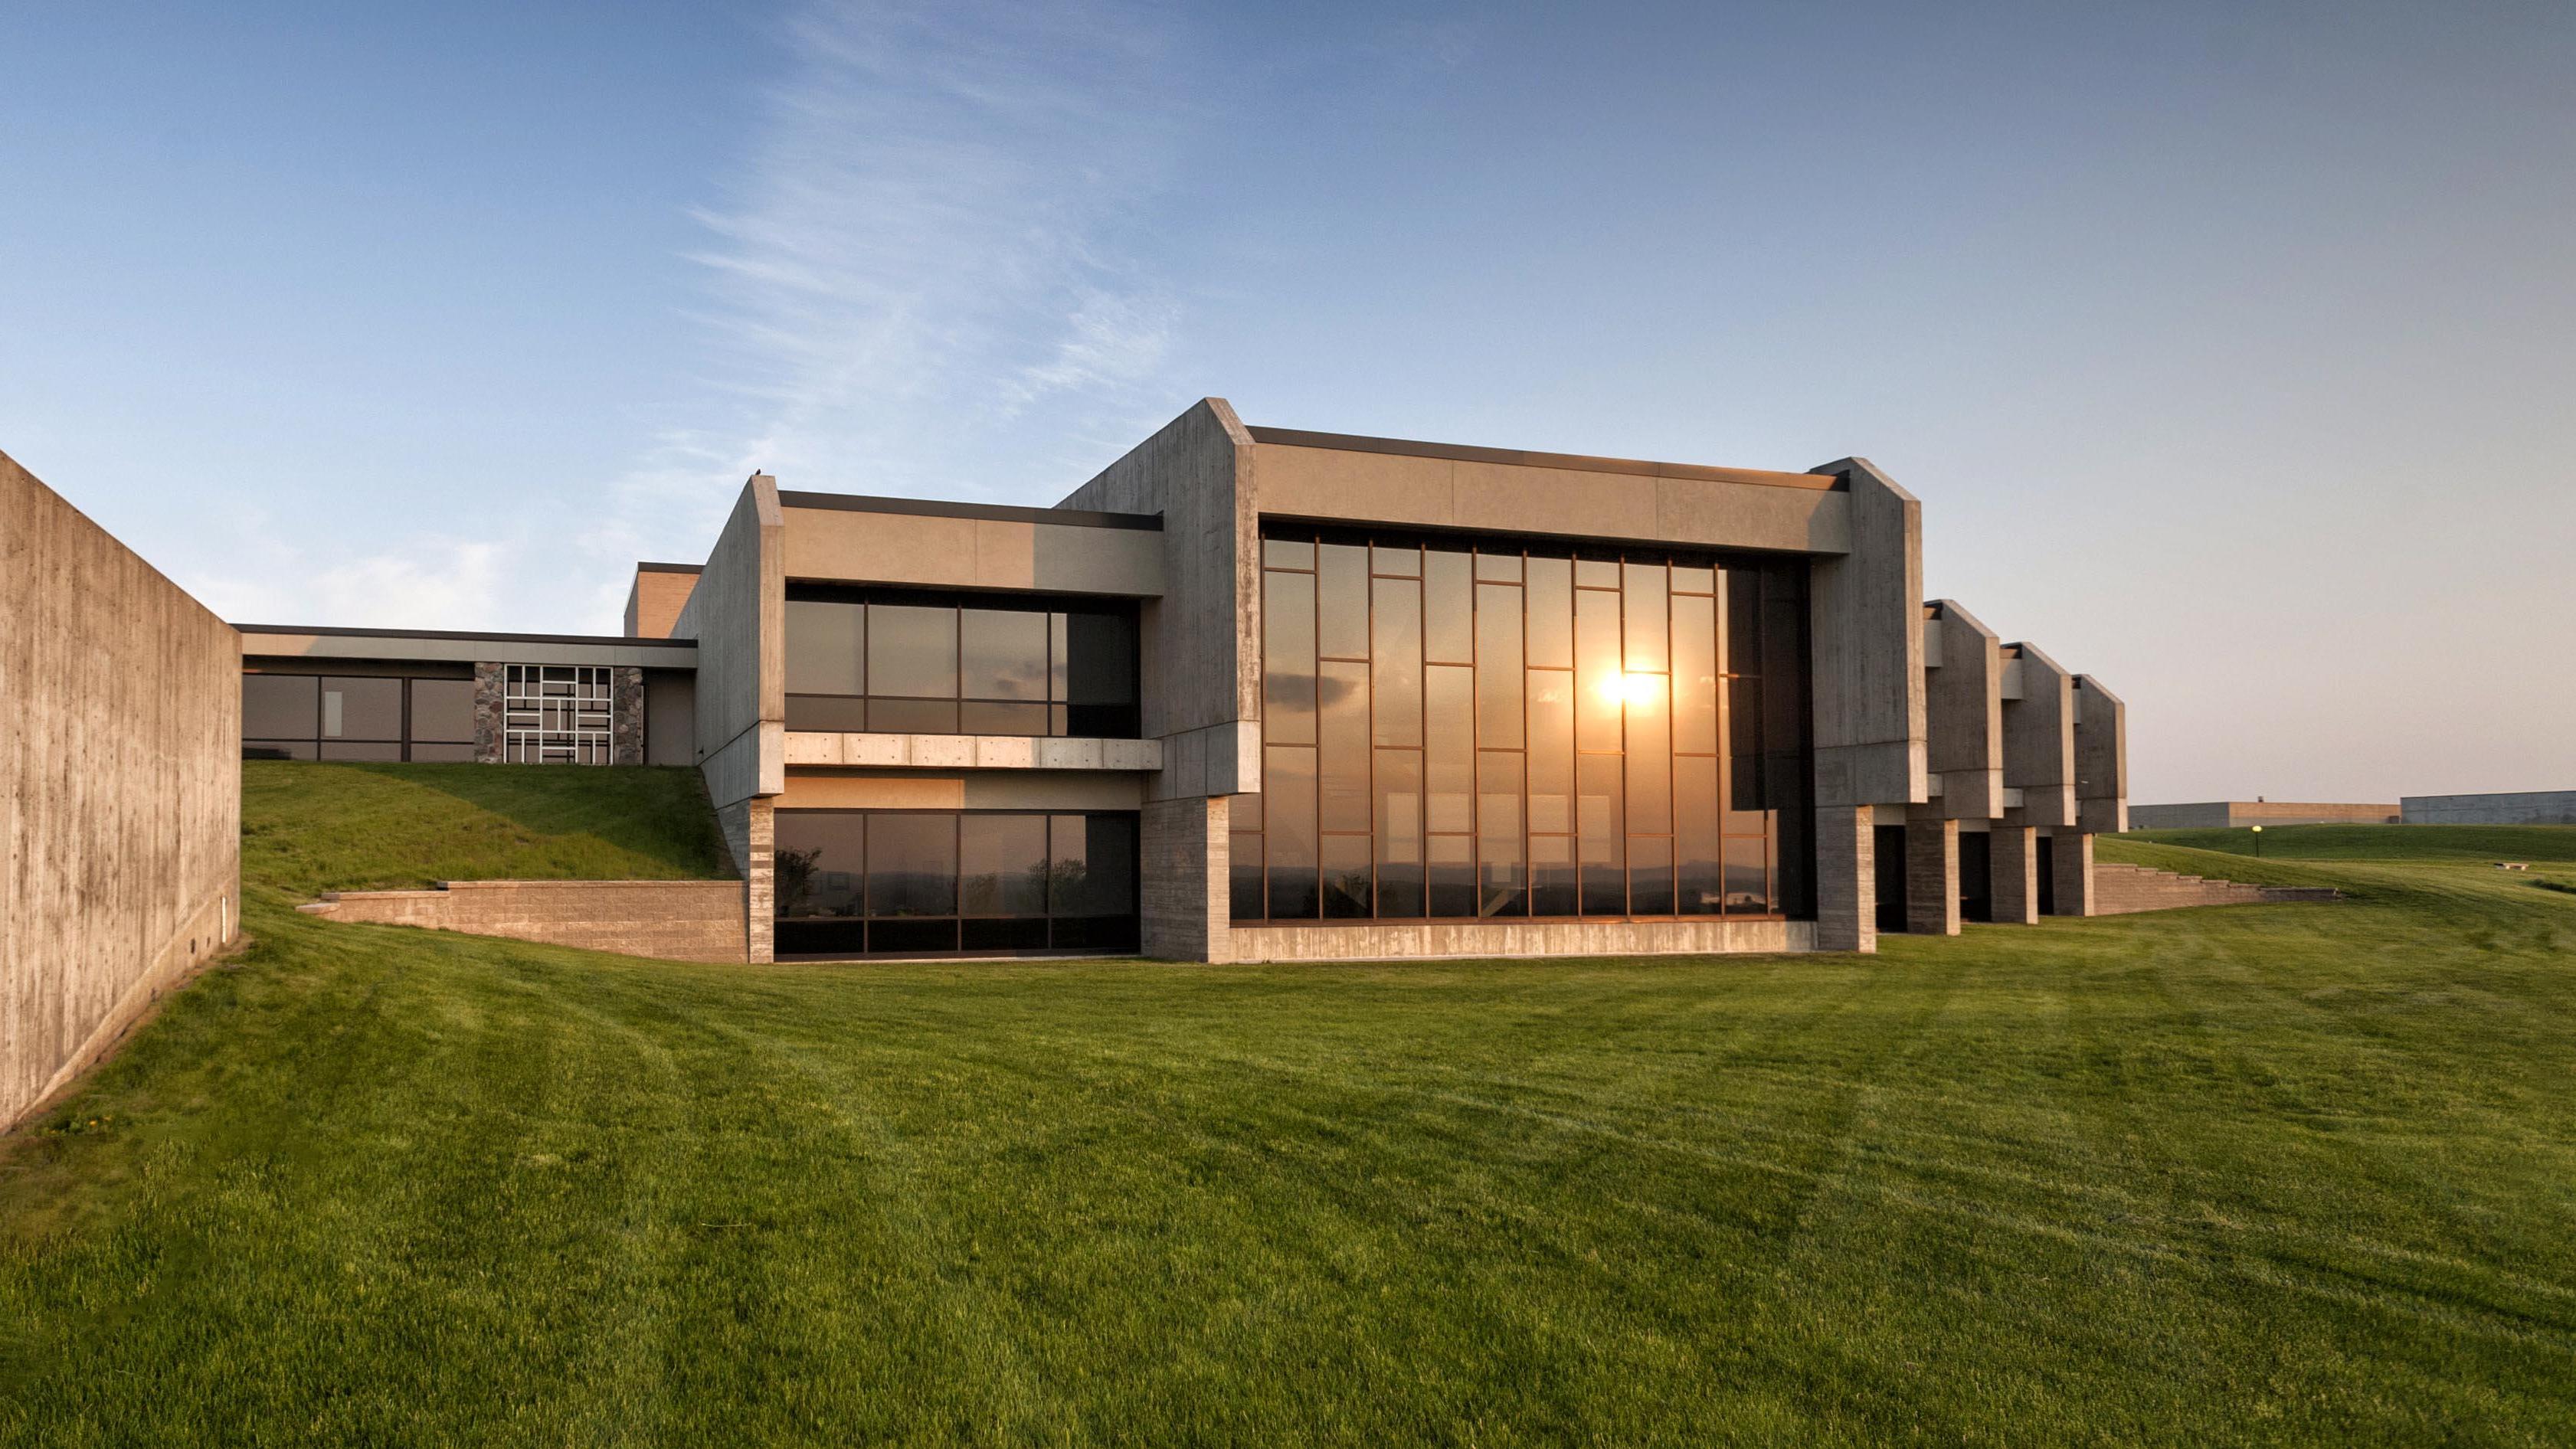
[2,790,2571,1444]
[241,760,734,896]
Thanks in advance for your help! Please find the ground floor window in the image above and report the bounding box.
[774,810,1139,957]
[242,670,476,761]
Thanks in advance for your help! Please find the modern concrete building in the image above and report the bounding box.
[2127,801,2401,829]
[2401,790,2576,826]
[225,400,2131,963]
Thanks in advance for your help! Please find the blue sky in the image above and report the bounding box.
[4,1,2570,801]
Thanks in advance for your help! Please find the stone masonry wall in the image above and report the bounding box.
[302,880,748,963]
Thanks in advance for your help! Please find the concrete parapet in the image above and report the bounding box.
[1923,600,2004,820]
[2074,675,2129,836]
[2001,643,2077,829]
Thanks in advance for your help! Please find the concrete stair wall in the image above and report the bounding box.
[2094,862,2340,915]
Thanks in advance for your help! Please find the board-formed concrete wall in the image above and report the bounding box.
[2,449,241,1127]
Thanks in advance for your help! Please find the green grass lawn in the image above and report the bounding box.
[2,780,2571,1445]
[241,759,734,894]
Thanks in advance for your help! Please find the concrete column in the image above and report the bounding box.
[2049,832,2095,917]
[1141,796,1230,962]
[1814,805,1877,953]
[715,796,775,963]
[1990,826,2040,924]
[1904,805,1961,935]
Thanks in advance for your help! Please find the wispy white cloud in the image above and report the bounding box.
[617,0,1198,518]
[213,0,1203,635]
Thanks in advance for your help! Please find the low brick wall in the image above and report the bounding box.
[2094,863,2339,915]
[301,880,747,963]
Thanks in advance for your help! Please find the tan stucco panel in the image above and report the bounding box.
[1252,443,1848,555]
[781,506,1164,597]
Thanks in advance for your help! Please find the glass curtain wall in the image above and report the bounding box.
[784,587,1140,738]
[1232,530,1813,924]
[241,671,478,761]
[774,810,1140,957]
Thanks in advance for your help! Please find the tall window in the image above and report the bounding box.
[1232,530,1812,924]
[774,811,1139,957]
[242,671,477,762]
[784,587,1140,738]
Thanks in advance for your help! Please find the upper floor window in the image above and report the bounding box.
[784,587,1140,738]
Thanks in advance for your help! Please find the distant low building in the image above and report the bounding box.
[2127,801,2400,829]
[2401,790,2576,826]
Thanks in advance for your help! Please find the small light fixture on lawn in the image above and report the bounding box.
[2252,824,2264,858]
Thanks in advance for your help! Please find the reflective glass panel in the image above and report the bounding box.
[961,814,1048,916]
[1264,571,1317,744]
[1626,672,1671,836]
[1318,659,1370,833]
[1263,538,1314,570]
[1475,584,1524,747]
[1530,835,1577,917]
[242,674,317,739]
[1429,835,1475,919]
[776,813,865,918]
[1623,563,1667,671]
[1372,578,1421,746]
[1424,665,1474,833]
[1676,755,1722,915]
[1265,746,1319,919]
[324,677,401,740]
[1424,547,1472,662]
[1374,748,1424,917]
[1321,836,1371,918]
[410,679,476,744]
[786,600,864,695]
[1724,836,1769,914]
[1671,593,1718,755]
[960,701,1050,735]
[1574,589,1622,752]
[1053,815,1137,917]
[1525,556,1573,667]
[1317,544,1369,658]
[869,605,957,698]
[1373,541,1420,577]
[1628,836,1675,915]
[867,814,956,917]
[961,608,1049,700]
[1475,550,1522,583]
[1527,671,1573,833]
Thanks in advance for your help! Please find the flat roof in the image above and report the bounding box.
[1245,426,1843,492]
[237,623,696,649]
[635,561,702,574]
[779,490,1162,531]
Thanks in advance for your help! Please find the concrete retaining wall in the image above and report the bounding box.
[1234,917,1813,963]
[3,449,242,1127]
[2128,801,2400,829]
[301,879,748,963]
[2093,862,2339,914]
